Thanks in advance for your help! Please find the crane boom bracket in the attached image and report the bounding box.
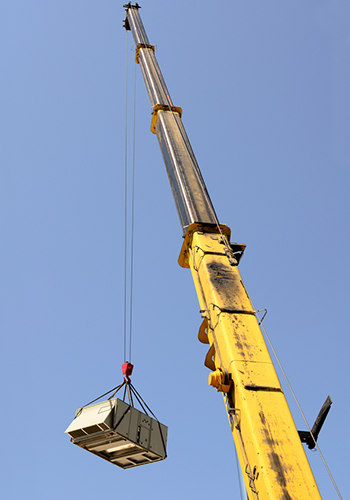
[178,222,246,269]
[150,104,182,134]
[123,3,141,30]
[298,395,332,449]
[135,43,155,64]
[179,222,231,268]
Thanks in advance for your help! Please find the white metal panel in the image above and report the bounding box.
[65,400,114,438]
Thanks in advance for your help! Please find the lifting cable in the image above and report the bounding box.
[123,31,137,365]
[129,59,137,362]
[118,33,163,428]
[254,306,343,500]
[123,29,128,363]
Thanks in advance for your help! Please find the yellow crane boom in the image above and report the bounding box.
[123,4,323,498]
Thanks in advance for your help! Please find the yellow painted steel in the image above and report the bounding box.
[182,225,322,500]
[134,43,155,64]
[150,105,183,134]
[208,367,231,392]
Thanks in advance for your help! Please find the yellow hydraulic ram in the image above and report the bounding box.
[124,4,323,499]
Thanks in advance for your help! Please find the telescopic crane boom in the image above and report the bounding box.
[124,4,323,498]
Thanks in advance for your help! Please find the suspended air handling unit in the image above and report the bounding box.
[65,398,167,469]
[65,363,168,469]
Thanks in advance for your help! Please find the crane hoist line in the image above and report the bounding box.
[122,3,335,500]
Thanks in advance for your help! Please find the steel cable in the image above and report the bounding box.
[129,58,137,363]
[123,34,137,364]
[123,30,128,363]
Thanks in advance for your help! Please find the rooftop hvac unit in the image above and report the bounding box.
[65,398,168,469]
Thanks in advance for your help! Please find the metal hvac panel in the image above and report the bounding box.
[150,421,168,457]
[139,414,151,448]
[114,399,132,439]
[65,400,115,439]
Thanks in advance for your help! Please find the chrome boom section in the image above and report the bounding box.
[126,6,218,234]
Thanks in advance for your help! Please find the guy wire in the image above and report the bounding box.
[235,445,247,500]
[254,308,343,500]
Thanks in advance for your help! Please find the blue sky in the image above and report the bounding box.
[1,1,349,499]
